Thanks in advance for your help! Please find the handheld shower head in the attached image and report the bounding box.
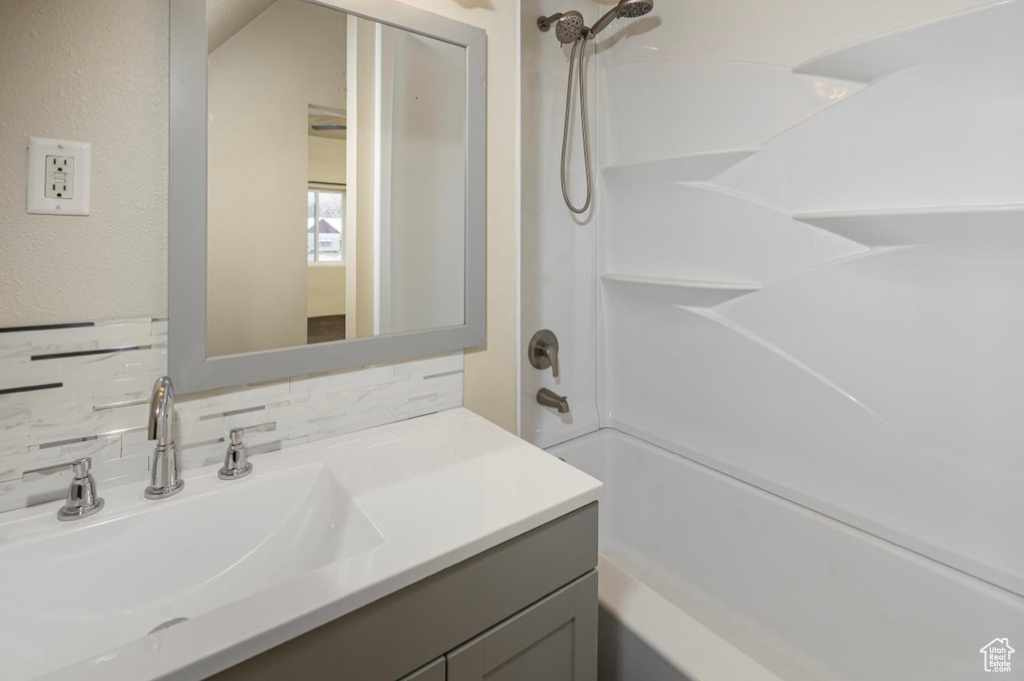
[590,0,654,36]
[537,10,587,44]
[618,0,655,17]
[538,1,657,216]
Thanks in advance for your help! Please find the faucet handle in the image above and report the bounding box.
[23,457,94,482]
[232,422,277,440]
[529,330,561,379]
[22,458,104,522]
[219,423,275,480]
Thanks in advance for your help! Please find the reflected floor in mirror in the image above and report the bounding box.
[307,315,346,344]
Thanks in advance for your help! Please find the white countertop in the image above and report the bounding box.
[0,408,601,681]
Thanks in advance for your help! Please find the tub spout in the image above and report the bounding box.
[537,388,570,414]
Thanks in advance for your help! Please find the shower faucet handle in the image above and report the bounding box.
[529,330,561,378]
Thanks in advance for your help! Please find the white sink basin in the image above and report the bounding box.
[0,409,601,681]
[0,463,383,680]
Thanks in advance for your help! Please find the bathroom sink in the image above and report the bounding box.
[0,463,384,681]
[0,409,600,681]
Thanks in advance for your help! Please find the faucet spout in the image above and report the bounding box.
[537,388,571,415]
[145,376,184,499]
[148,376,174,446]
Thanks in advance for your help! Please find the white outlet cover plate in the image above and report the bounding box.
[27,137,91,216]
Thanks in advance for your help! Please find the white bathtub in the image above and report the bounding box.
[550,429,1024,681]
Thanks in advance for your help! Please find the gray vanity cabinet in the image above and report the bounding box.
[447,572,598,681]
[401,658,447,681]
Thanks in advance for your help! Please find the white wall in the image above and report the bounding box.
[308,136,346,186]
[0,0,167,327]
[307,265,345,317]
[591,0,1024,602]
[591,0,995,67]
[207,0,346,356]
[207,0,277,52]
[348,17,378,340]
[377,27,466,336]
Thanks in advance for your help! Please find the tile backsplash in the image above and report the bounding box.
[0,318,463,513]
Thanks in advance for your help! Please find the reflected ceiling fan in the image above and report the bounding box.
[309,105,347,140]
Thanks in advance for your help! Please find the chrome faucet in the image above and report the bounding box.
[218,423,274,480]
[22,457,104,521]
[146,376,184,499]
[219,428,253,480]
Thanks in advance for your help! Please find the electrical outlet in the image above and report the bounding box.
[27,138,91,216]
[44,156,74,199]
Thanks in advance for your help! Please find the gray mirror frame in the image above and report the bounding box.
[169,0,486,394]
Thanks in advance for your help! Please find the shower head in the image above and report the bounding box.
[590,0,654,36]
[618,0,655,17]
[537,10,587,44]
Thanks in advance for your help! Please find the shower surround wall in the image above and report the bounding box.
[595,0,1024,600]
[520,0,602,447]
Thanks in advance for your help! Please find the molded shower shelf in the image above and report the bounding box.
[794,204,1024,246]
[601,273,761,308]
[794,0,1023,83]
[602,149,759,185]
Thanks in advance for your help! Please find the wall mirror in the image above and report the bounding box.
[170,0,486,393]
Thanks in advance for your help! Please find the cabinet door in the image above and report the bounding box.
[400,657,446,681]
[446,571,597,681]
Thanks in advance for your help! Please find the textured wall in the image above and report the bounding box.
[0,0,168,326]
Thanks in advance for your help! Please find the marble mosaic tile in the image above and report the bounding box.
[0,318,463,513]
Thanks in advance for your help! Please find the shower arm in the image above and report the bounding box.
[537,12,565,32]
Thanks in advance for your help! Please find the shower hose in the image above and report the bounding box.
[561,34,593,215]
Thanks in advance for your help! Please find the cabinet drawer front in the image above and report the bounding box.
[447,571,598,681]
[401,657,445,681]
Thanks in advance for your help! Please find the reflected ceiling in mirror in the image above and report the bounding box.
[205,0,467,358]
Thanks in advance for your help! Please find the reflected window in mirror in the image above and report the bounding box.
[308,188,345,264]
